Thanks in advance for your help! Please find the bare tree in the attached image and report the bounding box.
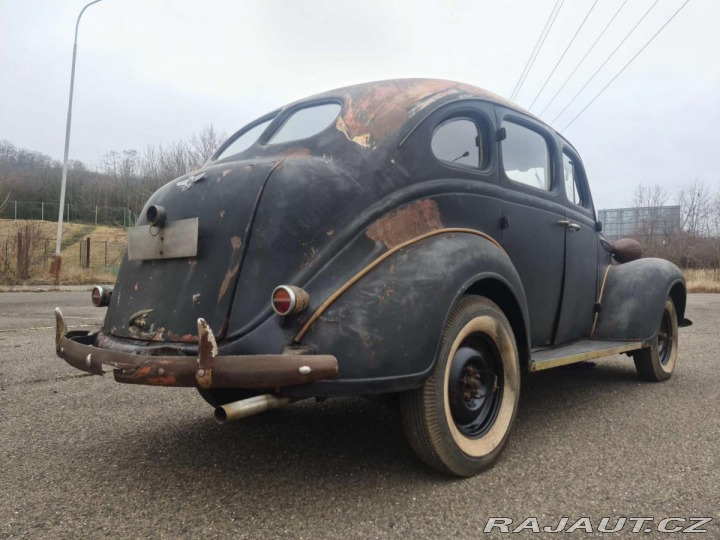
[629,184,673,252]
[188,124,226,169]
[678,179,713,237]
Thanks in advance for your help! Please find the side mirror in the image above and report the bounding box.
[595,221,603,232]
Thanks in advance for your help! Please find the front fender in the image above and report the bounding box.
[593,258,687,341]
[290,231,527,395]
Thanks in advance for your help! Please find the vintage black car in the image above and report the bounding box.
[55,79,691,476]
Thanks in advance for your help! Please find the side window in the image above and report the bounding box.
[501,121,551,190]
[562,151,584,206]
[268,103,341,144]
[216,117,275,160]
[431,118,483,168]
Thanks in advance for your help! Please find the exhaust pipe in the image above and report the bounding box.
[214,394,291,424]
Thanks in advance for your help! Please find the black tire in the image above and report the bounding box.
[196,388,261,408]
[400,296,520,477]
[633,298,678,382]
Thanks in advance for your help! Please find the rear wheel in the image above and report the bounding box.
[400,296,520,477]
[632,298,678,382]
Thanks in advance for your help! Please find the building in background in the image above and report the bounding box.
[598,205,681,242]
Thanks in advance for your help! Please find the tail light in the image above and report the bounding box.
[91,286,112,307]
[271,285,309,316]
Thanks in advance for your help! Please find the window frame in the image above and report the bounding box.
[429,112,491,172]
[260,99,344,146]
[212,112,279,162]
[561,145,594,214]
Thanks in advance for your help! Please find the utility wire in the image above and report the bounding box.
[510,0,565,101]
[551,0,660,125]
[528,0,600,111]
[539,0,629,117]
[561,0,692,131]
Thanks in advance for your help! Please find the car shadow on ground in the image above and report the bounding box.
[93,357,647,490]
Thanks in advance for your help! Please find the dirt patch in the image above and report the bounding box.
[685,269,720,293]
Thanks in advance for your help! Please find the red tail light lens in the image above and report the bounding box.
[271,286,295,315]
[271,285,309,316]
[91,286,112,307]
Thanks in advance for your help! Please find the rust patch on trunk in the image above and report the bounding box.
[218,262,240,301]
[366,199,443,249]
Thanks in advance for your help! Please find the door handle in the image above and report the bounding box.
[557,220,581,231]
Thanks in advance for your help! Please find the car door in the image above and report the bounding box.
[495,108,565,348]
[554,145,599,344]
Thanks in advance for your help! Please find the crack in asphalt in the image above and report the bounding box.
[0,371,95,390]
[0,324,98,334]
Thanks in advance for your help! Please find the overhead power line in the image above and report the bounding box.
[550,0,661,125]
[509,0,565,102]
[527,0,600,111]
[561,0,692,131]
[538,0,629,117]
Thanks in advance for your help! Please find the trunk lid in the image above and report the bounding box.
[104,160,277,343]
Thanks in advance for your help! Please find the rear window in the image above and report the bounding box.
[268,103,341,144]
[216,117,275,160]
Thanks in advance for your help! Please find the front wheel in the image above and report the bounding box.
[400,296,520,477]
[632,298,678,382]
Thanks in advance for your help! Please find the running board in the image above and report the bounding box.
[530,340,644,372]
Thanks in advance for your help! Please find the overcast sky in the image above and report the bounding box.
[1,0,718,210]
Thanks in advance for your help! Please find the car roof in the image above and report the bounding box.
[283,78,559,150]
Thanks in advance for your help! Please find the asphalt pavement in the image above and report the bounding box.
[1,292,718,539]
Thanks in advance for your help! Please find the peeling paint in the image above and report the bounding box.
[333,80,501,150]
[166,331,197,343]
[336,115,371,148]
[218,262,240,301]
[367,199,443,249]
[300,246,319,269]
[230,236,241,250]
[281,147,311,158]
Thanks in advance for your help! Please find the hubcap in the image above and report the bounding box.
[448,335,503,438]
[658,309,673,366]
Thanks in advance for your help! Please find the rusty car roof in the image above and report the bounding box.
[281,78,549,150]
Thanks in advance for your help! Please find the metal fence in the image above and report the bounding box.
[1,233,126,280]
[0,200,138,227]
[78,238,127,269]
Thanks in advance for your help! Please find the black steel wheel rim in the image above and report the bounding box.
[447,334,504,438]
[658,309,673,366]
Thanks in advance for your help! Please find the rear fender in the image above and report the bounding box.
[593,258,688,341]
[292,232,529,395]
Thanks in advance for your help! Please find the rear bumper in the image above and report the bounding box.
[54,308,338,389]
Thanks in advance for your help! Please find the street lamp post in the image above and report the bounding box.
[54,0,104,256]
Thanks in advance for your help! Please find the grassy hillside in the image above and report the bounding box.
[0,219,126,284]
[1,218,719,291]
